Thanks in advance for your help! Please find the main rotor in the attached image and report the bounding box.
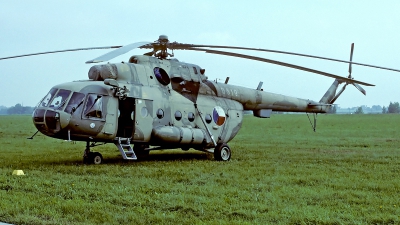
[3,34,400,88]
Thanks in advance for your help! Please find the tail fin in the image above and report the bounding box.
[319,79,342,104]
[319,77,369,105]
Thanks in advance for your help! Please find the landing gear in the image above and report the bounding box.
[83,141,104,164]
[92,152,103,164]
[83,152,103,164]
[214,143,231,161]
[134,144,150,160]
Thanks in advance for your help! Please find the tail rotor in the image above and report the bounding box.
[347,43,366,95]
[322,43,369,104]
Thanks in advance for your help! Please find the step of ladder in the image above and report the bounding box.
[115,137,137,160]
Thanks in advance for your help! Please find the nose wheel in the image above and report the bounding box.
[83,141,104,164]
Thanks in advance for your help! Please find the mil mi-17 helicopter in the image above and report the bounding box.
[2,35,399,164]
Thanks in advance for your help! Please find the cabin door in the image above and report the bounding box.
[133,99,153,142]
[117,98,135,138]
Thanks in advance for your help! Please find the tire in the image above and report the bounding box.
[214,143,231,161]
[83,152,103,164]
[92,152,103,164]
[134,144,149,160]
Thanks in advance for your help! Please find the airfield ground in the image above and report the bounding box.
[0,114,399,224]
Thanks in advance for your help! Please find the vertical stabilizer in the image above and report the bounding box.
[319,79,342,104]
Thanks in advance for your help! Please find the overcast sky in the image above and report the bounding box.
[1,1,399,108]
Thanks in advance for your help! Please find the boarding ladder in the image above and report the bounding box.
[115,137,137,160]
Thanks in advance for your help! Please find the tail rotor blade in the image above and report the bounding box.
[352,83,366,95]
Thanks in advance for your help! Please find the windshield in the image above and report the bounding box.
[39,88,58,107]
[49,89,71,110]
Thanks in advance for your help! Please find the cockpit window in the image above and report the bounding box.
[64,92,85,114]
[83,94,103,119]
[39,88,58,107]
[49,89,71,110]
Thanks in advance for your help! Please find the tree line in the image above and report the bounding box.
[381,102,400,114]
[353,102,399,114]
[0,104,34,115]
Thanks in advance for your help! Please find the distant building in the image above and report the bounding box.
[336,105,382,114]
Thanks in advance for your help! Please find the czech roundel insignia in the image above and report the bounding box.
[213,106,226,126]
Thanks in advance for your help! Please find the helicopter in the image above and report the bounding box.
[1,35,399,164]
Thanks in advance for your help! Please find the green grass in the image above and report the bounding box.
[0,114,399,224]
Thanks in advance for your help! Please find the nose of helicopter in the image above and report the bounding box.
[32,108,65,137]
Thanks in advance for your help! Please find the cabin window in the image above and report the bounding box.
[193,67,198,74]
[83,94,103,119]
[175,111,182,121]
[64,92,85,114]
[205,114,212,124]
[154,67,170,85]
[188,112,195,122]
[141,107,148,118]
[156,108,164,119]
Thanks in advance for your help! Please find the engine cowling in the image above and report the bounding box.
[88,64,118,81]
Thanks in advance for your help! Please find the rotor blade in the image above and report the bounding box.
[352,83,366,95]
[85,42,151,64]
[190,48,375,86]
[349,43,354,75]
[173,43,400,73]
[0,46,122,61]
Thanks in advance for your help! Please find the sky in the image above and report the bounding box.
[1,1,399,108]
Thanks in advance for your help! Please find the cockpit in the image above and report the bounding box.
[33,87,107,138]
[36,88,104,117]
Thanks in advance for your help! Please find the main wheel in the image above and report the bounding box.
[83,152,103,164]
[134,144,149,160]
[214,143,231,161]
[92,152,103,165]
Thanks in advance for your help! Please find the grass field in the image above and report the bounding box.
[0,114,399,224]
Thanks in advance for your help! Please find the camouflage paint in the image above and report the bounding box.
[33,54,338,152]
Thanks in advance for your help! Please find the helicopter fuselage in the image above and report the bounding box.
[32,55,329,151]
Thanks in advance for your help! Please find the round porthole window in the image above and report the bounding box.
[141,107,148,118]
[154,67,170,85]
[175,111,182,121]
[157,108,164,119]
[188,112,195,122]
[205,114,212,124]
